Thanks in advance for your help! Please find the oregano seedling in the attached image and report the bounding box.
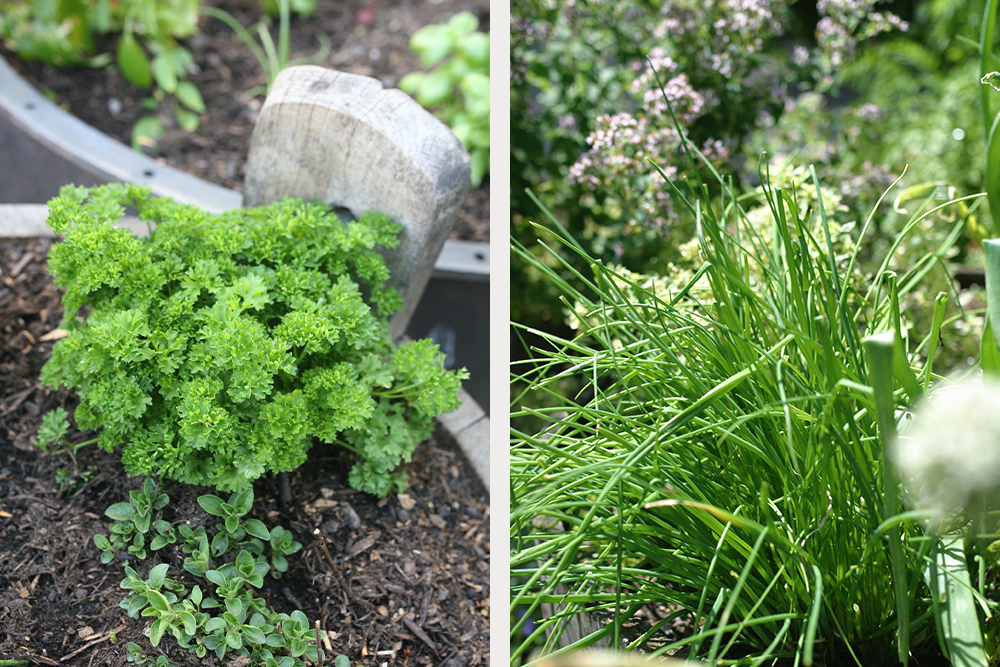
[41,184,467,496]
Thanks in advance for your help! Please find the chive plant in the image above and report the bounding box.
[510,138,997,665]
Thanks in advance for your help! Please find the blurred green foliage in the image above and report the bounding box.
[400,11,490,188]
[511,0,996,359]
[0,0,206,140]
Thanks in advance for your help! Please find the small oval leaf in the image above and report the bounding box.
[197,494,225,516]
[175,80,206,113]
[243,518,270,541]
[105,502,135,521]
[118,33,152,89]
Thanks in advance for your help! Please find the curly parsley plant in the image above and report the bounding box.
[41,184,466,496]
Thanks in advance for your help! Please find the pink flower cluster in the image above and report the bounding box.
[654,0,786,81]
[814,0,907,71]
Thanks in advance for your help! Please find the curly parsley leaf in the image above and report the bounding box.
[40,186,466,496]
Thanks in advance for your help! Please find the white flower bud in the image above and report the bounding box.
[892,377,1000,531]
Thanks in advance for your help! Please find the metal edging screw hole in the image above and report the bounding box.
[24,102,34,110]
[143,169,155,178]
[474,252,485,261]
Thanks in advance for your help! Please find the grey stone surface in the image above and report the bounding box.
[0,205,146,237]
[243,65,471,340]
[435,388,490,494]
[0,204,47,237]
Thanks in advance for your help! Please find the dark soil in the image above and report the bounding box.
[0,238,490,666]
[0,0,490,243]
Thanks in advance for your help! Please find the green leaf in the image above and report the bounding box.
[175,107,200,132]
[118,33,152,88]
[231,488,253,516]
[984,239,1000,355]
[445,11,478,35]
[235,549,255,572]
[863,331,910,665]
[927,537,990,667]
[94,534,111,550]
[205,617,227,632]
[205,569,227,587]
[397,71,424,95]
[178,610,197,636]
[133,511,151,534]
[243,518,270,541]
[411,26,454,68]
[469,148,488,188]
[460,72,490,120]
[243,625,266,644]
[271,553,288,573]
[154,493,170,511]
[106,502,135,521]
[146,588,171,613]
[197,494,225,516]
[37,407,70,450]
[987,110,1000,237]
[147,563,169,590]
[457,32,488,67]
[131,116,165,151]
[414,70,453,108]
[151,54,177,93]
[149,618,167,646]
[126,593,147,618]
[175,80,206,113]
[982,316,1000,377]
[211,531,229,557]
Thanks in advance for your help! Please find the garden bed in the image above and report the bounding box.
[0,237,490,666]
[0,0,489,242]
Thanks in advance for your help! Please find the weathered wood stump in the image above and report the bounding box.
[243,65,471,340]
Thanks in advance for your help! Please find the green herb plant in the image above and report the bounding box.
[39,184,466,497]
[95,480,344,666]
[510,130,998,663]
[201,0,330,99]
[93,478,173,562]
[36,406,100,491]
[399,11,489,188]
[0,0,207,147]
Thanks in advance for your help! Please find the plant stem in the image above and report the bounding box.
[278,0,290,70]
[279,471,292,506]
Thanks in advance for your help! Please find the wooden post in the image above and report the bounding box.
[242,65,471,340]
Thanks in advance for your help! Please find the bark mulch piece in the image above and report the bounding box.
[0,238,490,666]
[0,0,490,242]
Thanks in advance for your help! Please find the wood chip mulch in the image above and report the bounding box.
[0,238,490,667]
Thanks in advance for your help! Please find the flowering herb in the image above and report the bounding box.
[40,184,466,496]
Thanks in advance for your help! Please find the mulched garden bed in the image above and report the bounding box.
[0,0,490,243]
[0,237,490,666]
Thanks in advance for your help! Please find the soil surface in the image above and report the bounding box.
[0,0,490,243]
[0,238,490,666]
